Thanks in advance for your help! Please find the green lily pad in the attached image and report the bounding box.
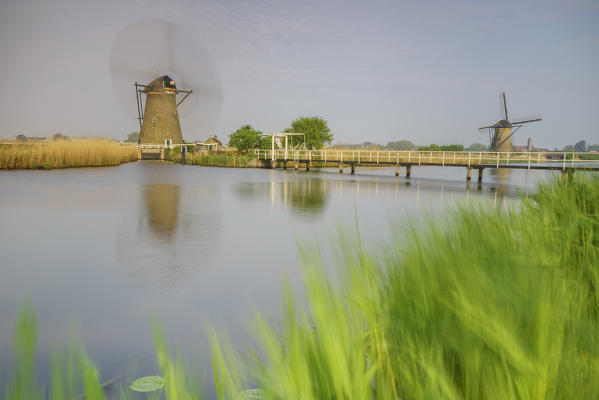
[130,376,165,392]
[240,388,264,399]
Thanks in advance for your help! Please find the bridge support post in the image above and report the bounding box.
[294,161,298,170]
[477,168,483,183]
[283,160,287,170]
[406,165,411,178]
[395,165,400,176]
[466,167,472,181]
[306,162,311,172]
[351,164,355,175]
[339,163,344,173]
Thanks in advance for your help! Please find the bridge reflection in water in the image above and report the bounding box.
[234,171,520,216]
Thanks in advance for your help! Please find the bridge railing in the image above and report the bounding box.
[254,149,599,170]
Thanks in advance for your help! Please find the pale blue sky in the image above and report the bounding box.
[0,0,597,148]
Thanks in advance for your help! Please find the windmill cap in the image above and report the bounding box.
[144,75,177,92]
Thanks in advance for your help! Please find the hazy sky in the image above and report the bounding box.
[1,0,598,148]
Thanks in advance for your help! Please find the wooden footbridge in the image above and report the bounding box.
[255,149,599,182]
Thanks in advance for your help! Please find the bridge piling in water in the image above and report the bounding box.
[467,167,472,181]
[406,165,411,178]
[339,163,344,173]
[351,164,355,175]
[395,165,400,176]
[477,168,483,183]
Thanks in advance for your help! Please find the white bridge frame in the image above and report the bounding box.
[254,149,599,171]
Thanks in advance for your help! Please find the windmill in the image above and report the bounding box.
[479,92,542,152]
[110,19,223,146]
[134,75,192,145]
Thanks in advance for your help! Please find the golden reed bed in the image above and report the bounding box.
[0,139,138,169]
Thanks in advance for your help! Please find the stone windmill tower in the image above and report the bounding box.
[135,75,192,146]
[479,92,542,152]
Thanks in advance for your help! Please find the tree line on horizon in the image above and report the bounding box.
[9,129,597,154]
[323,140,488,152]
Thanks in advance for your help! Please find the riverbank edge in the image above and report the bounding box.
[0,158,139,171]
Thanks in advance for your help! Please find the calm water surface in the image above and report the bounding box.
[0,161,555,391]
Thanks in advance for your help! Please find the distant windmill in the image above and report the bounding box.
[479,92,542,152]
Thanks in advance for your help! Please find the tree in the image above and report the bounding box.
[228,125,263,151]
[563,145,575,152]
[15,134,28,142]
[574,140,587,152]
[466,143,489,151]
[260,135,274,150]
[418,144,441,151]
[386,140,414,150]
[285,116,332,149]
[360,141,382,149]
[53,133,68,140]
[418,143,464,151]
[126,132,140,143]
[441,144,464,151]
[589,144,599,152]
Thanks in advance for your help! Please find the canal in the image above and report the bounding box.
[0,162,555,393]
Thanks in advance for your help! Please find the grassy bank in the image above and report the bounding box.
[188,152,256,168]
[0,139,138,169]
[3,174,598,399]
[166,147,257,167]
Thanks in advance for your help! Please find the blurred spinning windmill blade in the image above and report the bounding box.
[110,19,223,139]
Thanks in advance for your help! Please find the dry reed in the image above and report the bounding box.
[0,139,138,169]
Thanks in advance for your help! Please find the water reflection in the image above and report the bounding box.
[115,166,222,289]
[281,179,328,216]
[235,171,521,217]
[236,179,329,217]
[144,184,180,238]
[488,169,511,195]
